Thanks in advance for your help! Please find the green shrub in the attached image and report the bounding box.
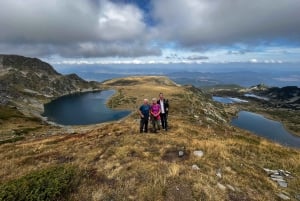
[0,165,79,201]
[0,136,25,145]
[0,106,23,120]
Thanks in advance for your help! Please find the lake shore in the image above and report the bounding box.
[231,110,300,148]
[211,91,300,138]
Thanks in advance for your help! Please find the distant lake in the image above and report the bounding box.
[231,111,300,148]
[43,90,131,125]
[212,96,248,104]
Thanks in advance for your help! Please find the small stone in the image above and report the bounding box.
[271,175,284,179]
[116,131,123,136]
[234,187,242,192]
[283,171,291,177]
[271,178,285,182]
[295,194,300,200]
[178,151,184,157]
[216,169,222,178]
[192,164,200,170]
[277,193,290,200]
[66,129,75,134]
[193,150,204,157]
[277,181,288,188]
[217,183,226,191]
[285,170,292,175]
[279,170,288,176]
[263,168,280,175]
[226,184,235,191]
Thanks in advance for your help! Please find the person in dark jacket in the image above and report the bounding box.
[139,99,150,133]
[157,93,169,131]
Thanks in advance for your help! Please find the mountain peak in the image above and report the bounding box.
[0,54,59,76]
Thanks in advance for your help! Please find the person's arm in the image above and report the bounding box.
[138,106,144,118]
[165,99,169,112]
[156,107,161,117]
[150,106,155,116]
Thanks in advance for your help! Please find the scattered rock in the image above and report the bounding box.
[216,169,222,179]
[226,184,235,191]
[277,193,290,200]
[279,169,291,177]
[263,168,291,188]
[277,181,288,188]
[217,183,226,191]
[271,178,285,182]
[116,131,123,136]
[263,168,291,177]
[295,194,300,200]
[178,151,184,157]
[271,175,284,180]
[165,182,194,201]
[162,149,190,162]
[192,164,200,170]
[193,150,204,158]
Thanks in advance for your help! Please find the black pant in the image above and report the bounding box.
[140,118,148,133]
[160,113,168,130]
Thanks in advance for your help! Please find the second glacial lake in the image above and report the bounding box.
[231,111,300,148]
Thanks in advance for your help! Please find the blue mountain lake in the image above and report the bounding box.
[213,96,300,148]
[43,90,131,125]
[231,111,300,148]
[212,96,248,104]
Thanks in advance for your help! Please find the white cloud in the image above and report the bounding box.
[0,0,147,43]
[0,0,156,58]
[0,0,96,43]
[250,59,258,63]
[97,1,146,41]
[0,0,300,62]
[152,0,300,46]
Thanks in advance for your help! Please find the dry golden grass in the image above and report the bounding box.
[0,76,299,201]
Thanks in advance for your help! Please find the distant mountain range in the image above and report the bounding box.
[167,71,300,88]
[53,63,300,87]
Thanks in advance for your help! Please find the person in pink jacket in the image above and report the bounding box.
[150,98,161,133]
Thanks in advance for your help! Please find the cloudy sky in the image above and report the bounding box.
[0,0,300,64]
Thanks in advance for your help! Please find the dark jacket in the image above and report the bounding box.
[157,99,169,114]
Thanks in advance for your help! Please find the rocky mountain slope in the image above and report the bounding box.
[0,55,99,116]
[258,86,300,105]
[237,84,300,111]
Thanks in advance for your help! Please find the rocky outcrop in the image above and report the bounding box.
[249,85,300,110]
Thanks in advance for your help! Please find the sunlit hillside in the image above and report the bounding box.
[0,76,299,201]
